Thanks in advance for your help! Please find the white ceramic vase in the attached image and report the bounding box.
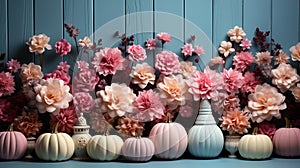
[224,134,240,158]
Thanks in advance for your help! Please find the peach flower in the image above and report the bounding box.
[274,50,289,65]
[178,61,196,78]
[218,41,235,57]
[245,83,286,123]
[116,117,144,137]
[20,63,43,83]
[130,63,155,89]
[209,56,225,67]
[272,63,300,92]
[27,34,52,54]
[220,109,250,134]
[78,36,93,48]
[227,26,246,43]
[290,84,300,102]
[96,83,136,118]
[34,78,73,114]
[256,51,273,66]
[290,42,300,61]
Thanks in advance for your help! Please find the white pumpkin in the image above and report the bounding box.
[87,135,124,161]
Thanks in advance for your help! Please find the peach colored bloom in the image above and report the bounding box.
[130,63,155,89]
[220,109,250,135]
[290,84,300,102]
[245,83,286,123]
[274,50,289,65]
[0,72,15,97]
[155,51,180,75]
[78,36,93,48]
[145,38,157,50]
[157,32,172,42]
[128,44,147,62]
[227,26,246,43]
[209,56,225,67]
[96,83,136,118]
[218,41,235,57]
[34,78,73,114]
[255,51,273,66]
[27,34,52,54]
[178,61,196,78]
[116,117,144,137]
[290,42,300,61]
[194,46,205,55]
[19,63,43,83]
[13,110,43,137]
[181,43,194,57]
[223,94,240,115]
[272,63,300,92]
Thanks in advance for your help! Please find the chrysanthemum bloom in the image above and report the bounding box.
[194,46,205,55]
[220,109,250,135]
[227,26,246,43]
[34,78,73,114]
[132,90,165,122]
[128,44,147,62]
[0,98,17,122]
[218,41,235,57]
[187,70,212,101]
[157,32,172,42]
[19,63,43,83]
[78,36,93,48]
[272,63,300,92]
[27,34,52,54]
[13,110,43,137]
[130,62,155,89]
[157,74,191,110]
[73,92,95,113]
[274,50,289,65]
[50,105,77,134]
[223,68,244,94]
[290,84,300,102]
[255,51,273,66]
[55,39,71,56]
[178,61,197,78]
[155,51,180,75]
[116,117,144,137]
[181,43,194,57]
[233,51,254,71]
[241,72,260,93]
[96,83,136,118]
[223,94,240,114]
[145,38,157,50]
[73,67,99,92]
[245,83,286,123]
[257,121,276,139]
[0,72,15,97]
[6,59,20,73]
[239,38,252,50]
[209,56,225,67]
[290,42,300,61]
[92,47,126,76]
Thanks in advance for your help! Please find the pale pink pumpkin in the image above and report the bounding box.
[122,137,155,162]
[0,130,27,160]
[273,128,300,157]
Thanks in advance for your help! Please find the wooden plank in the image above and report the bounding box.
[272,0,299,53]
[35,0,63,73]
[8,0,34,65]
[0,0,7,69]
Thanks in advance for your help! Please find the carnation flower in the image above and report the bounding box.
[78,36,93,48]
[220,109,250,135]
[50,105,77,134]
[55,39,71,56]
[157,32,172,43]
[257,121,276,139]
[290,42,300,61]
[245,83,286,123]
[272,63,300,92]
[96,83,136,118]
[6,59,20,73]
[73,92,95,113]
[178,61,196,78]
[132,90,165,122]
[130,62,155,89]
[57,61,70,72]
[209,56,225,67]
[77,61,90,70]
[194,46,205,55]
[27,34,52,54]
[34,78,73,114]
[92,47,126,76]
[73,67,99,92]
[44,69,71,85]
[218,41,235,57]
[223,68,244,94]
[233,51,254,71]
[241,72,260,93]
[13,110,43,137]
[128,44,147,62]
[256,51,273,66]
[223,94,240,114]
[227,26,246,43]
[181,43,194,57]
[145,38,157,50]
[187,70,212,101]
[0,72,15,97]
[239,38,252,50]
[19,63,43,83]
[274,50,289,65]
[290,84,300,102]
[155,51,180,75]
[116,117,144,137]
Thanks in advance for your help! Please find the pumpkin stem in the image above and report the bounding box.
[104,127,110,136]
[285,117,291,128]
[53,122,60,134]
[252,127,258,135]
[8,122,14,132]
[166,112,171,123]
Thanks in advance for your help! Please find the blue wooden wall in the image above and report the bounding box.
[0,0,299,73]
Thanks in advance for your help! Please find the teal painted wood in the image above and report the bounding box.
[213,0,243,69]
[0,0,7,68]
[185,0,213,70]
[34,0,63,73]
[8,0,34,65]
[272,0,300,53]
[154,0,184,56]
[244,0,271,54]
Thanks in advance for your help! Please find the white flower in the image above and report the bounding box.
[218,41,235,57]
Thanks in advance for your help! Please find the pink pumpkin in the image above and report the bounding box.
[273,128,300,157]
[122,137,155,162]
[0,131,27,160]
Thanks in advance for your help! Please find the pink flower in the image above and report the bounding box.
[77,61,89,70]
[227,26,246,43]
[145,38,157,50]
[0,72,15,97]
[27,34,52,54]
[272,63,300,92]
[116,117,144,137]
[274,50,289,65]
[44,69,71,85]
[223,68,244,94]
[13,110,43,137]
[179,105,193,118]
[241,72,260,93]
[0,98,17,122]
[92,48,126,76]
[290,42,300,61]
[239,38,252,50]
[223,94,240,114]
[157,32,172,42]
[132,90,165,122]
[73,68,99,92]
[245,83,286,123]
[187,70,212,101]
[73,92,95,113]
[181,43,194,57]
[6,59,20,73]
[194,46,205,55]
[57,61,70,72]
[128,44,147,62]
[130,63,156,89]
[55,39,71,56]
[256,51,273,66]
[20,63,43,83]
[50,105,77,134]
[218,41,235,57]
[257,121,276,139]
[155,51,180,75]
[78,36,93,48]
[233,51,254,72]
[220,109,250,134]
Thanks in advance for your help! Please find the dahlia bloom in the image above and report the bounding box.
[132,90,165,122]
[44,69,71,85]
[128,44,147,62]
[194,46,205,55]
[274,50,289,65]
[241,72,260,93]
[34,78,73,114]
[73,68,99,92]
[6,59,20,73]
[187,70,212,101]
[245,83,286,123]
[0,72,15,97]
[257,121,276,139]
[233,51,254,71]
[223,68,244,94]
[19,63,43,83]
[290,84,300,102]
[130,62,155,89]
[50,105,77,134]
[96,83,136,118]
[218,41,235,57]
[157,32,172,42]
[78,36,93,48]
[227,26,246,43]
[181,43,194,57]
[272,63,300,92]
[178,61,197,78]
[55,39,71,56]
[239,38,252,50]
[73,92,95,113]
[255,51,273,66]
[92,47,126,76]
[155,51,180,75]
[0,98,17,122]
[290,42,300,61]
[223,94,240,114]
[116,117,144,137]
[13,110,43,137]
[145,38,157,50]
[220,109,250,135]
[27,34,52,54]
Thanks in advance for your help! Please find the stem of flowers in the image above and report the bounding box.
[74,37,79,54]
[40,53,44,70]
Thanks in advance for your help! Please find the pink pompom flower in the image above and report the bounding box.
[128,44,147,62]
[223,68,244,94]
[155,51,180,75]
[157,32,172,43]
[6,59,20,73]
[0,72,15,97]
[145,38,157,50]
[181,43,194,57]
[233,51,254,72]
[55,39,71,56]
[73,92,95,113]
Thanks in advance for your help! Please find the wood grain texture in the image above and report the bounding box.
[0,0,7,66]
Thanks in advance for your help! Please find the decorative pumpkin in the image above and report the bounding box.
[149,114,188,160]
[238,128,273,160]
[272,118,300,157]
[87,134,124,161]
[0,124,27,160]
[35,123,75,161]
[121,137,155,162]
[188,99,224,158]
